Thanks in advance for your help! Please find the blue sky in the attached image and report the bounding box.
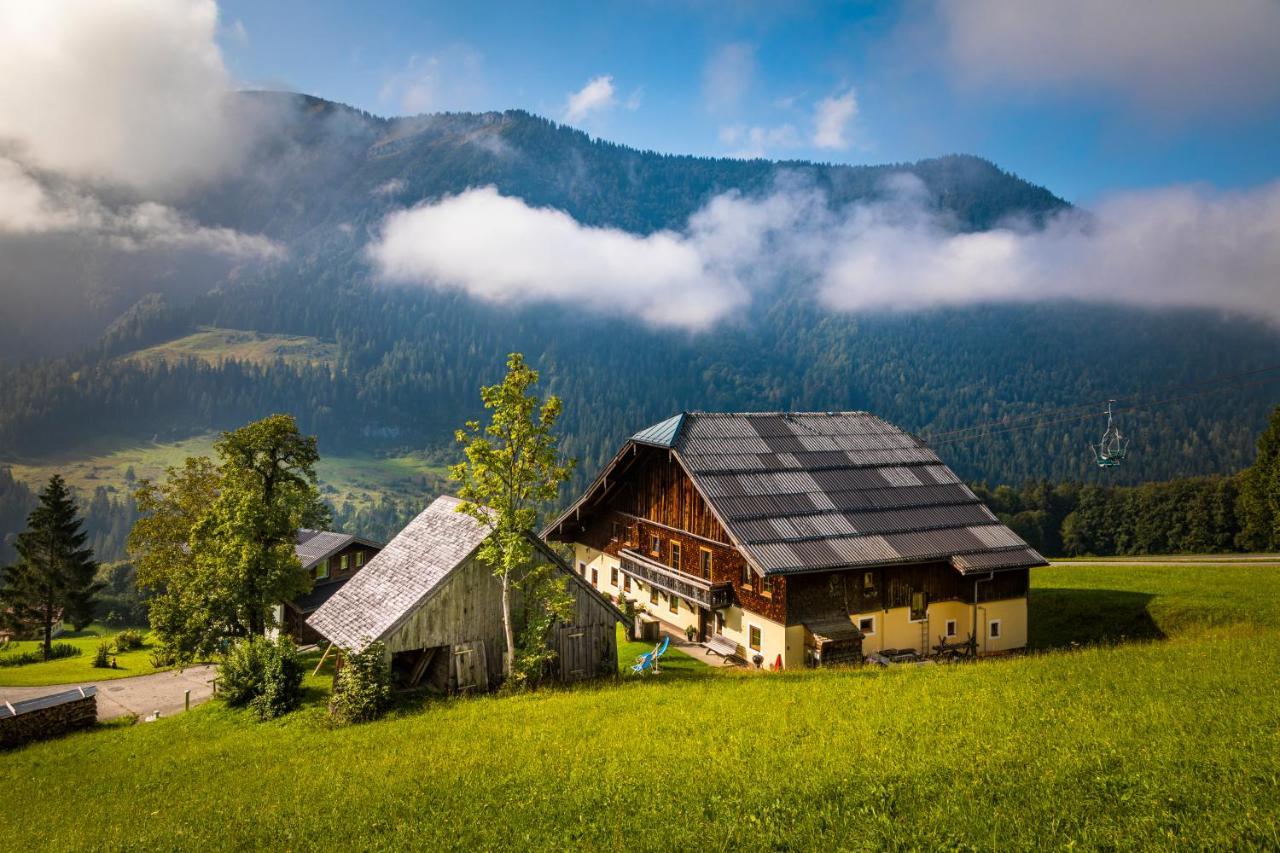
[217,0,1280,204]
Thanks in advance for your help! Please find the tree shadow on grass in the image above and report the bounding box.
[1029,588,1165,651]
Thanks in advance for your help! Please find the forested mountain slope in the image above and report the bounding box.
[2,92,1278,526]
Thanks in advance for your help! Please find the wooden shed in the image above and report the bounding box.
[307,496,624,692]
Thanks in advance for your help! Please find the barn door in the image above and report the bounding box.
[452,641,489,694]
[557,624,614,683]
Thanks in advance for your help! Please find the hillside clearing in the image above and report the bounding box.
[2,436,450,515]
[121,327,339,369]
[2,562,1278,849]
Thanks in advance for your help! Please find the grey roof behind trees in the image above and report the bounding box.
[294,529,381,570]
[306,496,488,650]
[558,411,1045,577]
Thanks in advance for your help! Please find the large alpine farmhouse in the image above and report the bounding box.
[544,411,1047,668]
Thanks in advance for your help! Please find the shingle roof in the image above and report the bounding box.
[551,411,1046,577]
[306,496,489,649]
[295,530,352,569]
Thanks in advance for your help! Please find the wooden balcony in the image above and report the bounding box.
[619,550,734,610]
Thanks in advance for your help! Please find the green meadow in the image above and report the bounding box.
[2,435,449,514]
[121,327,339,369]
[0,624,161,686]
[2,562,1278,850]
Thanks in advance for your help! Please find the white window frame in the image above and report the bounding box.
[945,619,957,638]
[858,615,875,636]
[988,619,1002,640]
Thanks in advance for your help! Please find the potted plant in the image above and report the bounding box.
[684,625,697,642]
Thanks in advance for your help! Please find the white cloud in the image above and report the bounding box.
[719,124,802,159]
[703,43,755,113]
[372,178,407,197]
[0,0,243,195]
[368,178,1280,330]
[379,47,486,116]
[0,156,284,260]
[813,88,858,150]
[625,86,645,112]
[940,0,1280,116]
[564,76,617,124]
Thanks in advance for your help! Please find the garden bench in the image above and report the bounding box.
[704,635,741,661]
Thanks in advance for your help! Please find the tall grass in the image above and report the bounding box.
[1,563,1277,850]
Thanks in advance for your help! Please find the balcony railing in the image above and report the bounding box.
[619,549,734,610]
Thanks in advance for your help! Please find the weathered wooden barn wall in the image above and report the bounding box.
[383,553,515,686]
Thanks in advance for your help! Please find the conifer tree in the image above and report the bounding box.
[0,475,100,659]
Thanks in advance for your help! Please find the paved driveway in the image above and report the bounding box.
[0,665,217,721]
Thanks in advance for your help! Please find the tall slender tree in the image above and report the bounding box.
[452,353,575,681]
[0,475,100,659]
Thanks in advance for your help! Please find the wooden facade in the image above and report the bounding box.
[283,539,382,645]
[552,436,1034,666]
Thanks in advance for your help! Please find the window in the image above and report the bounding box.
[863,571,875,589]
[945,619,957,638]
[989,620,1002,640]
[610,567,619,586]
[858,616,875,635]
[340,554,349,571]
[668,594,679,614]
[650,586,659,606]
[714,612,725,635]
[611,521,622,541]
[748,625,762,651]
[740,563,752,588]
[909,590,928,622]
[670,542,681,571]
[313,558,329,581]
[624,575,632,592]
[762,577,775,598]
[591,568,598,586]
[355,551,365,568]
[648,534,661,556]
[700,549,712,580]
[579,562,587,576]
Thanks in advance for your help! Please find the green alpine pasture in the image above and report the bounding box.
[121,327,339,369]
[2,562,1278,850]
[0,624,162,686]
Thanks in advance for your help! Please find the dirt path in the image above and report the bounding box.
[0,665,217,721]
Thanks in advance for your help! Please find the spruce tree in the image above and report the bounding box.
[0,475,100,659]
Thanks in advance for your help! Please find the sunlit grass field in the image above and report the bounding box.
[121,327,339,369]
[2,562,1278,850]
[2,435,450,514]
[0,624,161,686]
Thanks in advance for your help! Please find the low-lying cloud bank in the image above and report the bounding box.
[0,0,281,261]
[368,177,1280,330]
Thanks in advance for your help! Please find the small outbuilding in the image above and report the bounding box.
[307,496,624,692]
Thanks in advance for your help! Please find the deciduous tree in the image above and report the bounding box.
[451,353,575,681]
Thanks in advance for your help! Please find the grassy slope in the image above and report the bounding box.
[0,625,162,686]
[3,564,1279,850]
[122,327,338,369]
[2,435,449,515]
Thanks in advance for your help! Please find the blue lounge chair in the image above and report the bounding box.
[630,635,672,674]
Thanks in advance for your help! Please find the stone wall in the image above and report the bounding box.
[0,687,97,749]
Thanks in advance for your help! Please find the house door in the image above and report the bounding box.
[697,608,709,642]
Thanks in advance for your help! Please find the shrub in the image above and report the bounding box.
[329,641,391,725]
[149,647,176,669]
[0,642,81,667]
[114,629,145,652]
[92,640,112,668]
[219,636,304,720]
